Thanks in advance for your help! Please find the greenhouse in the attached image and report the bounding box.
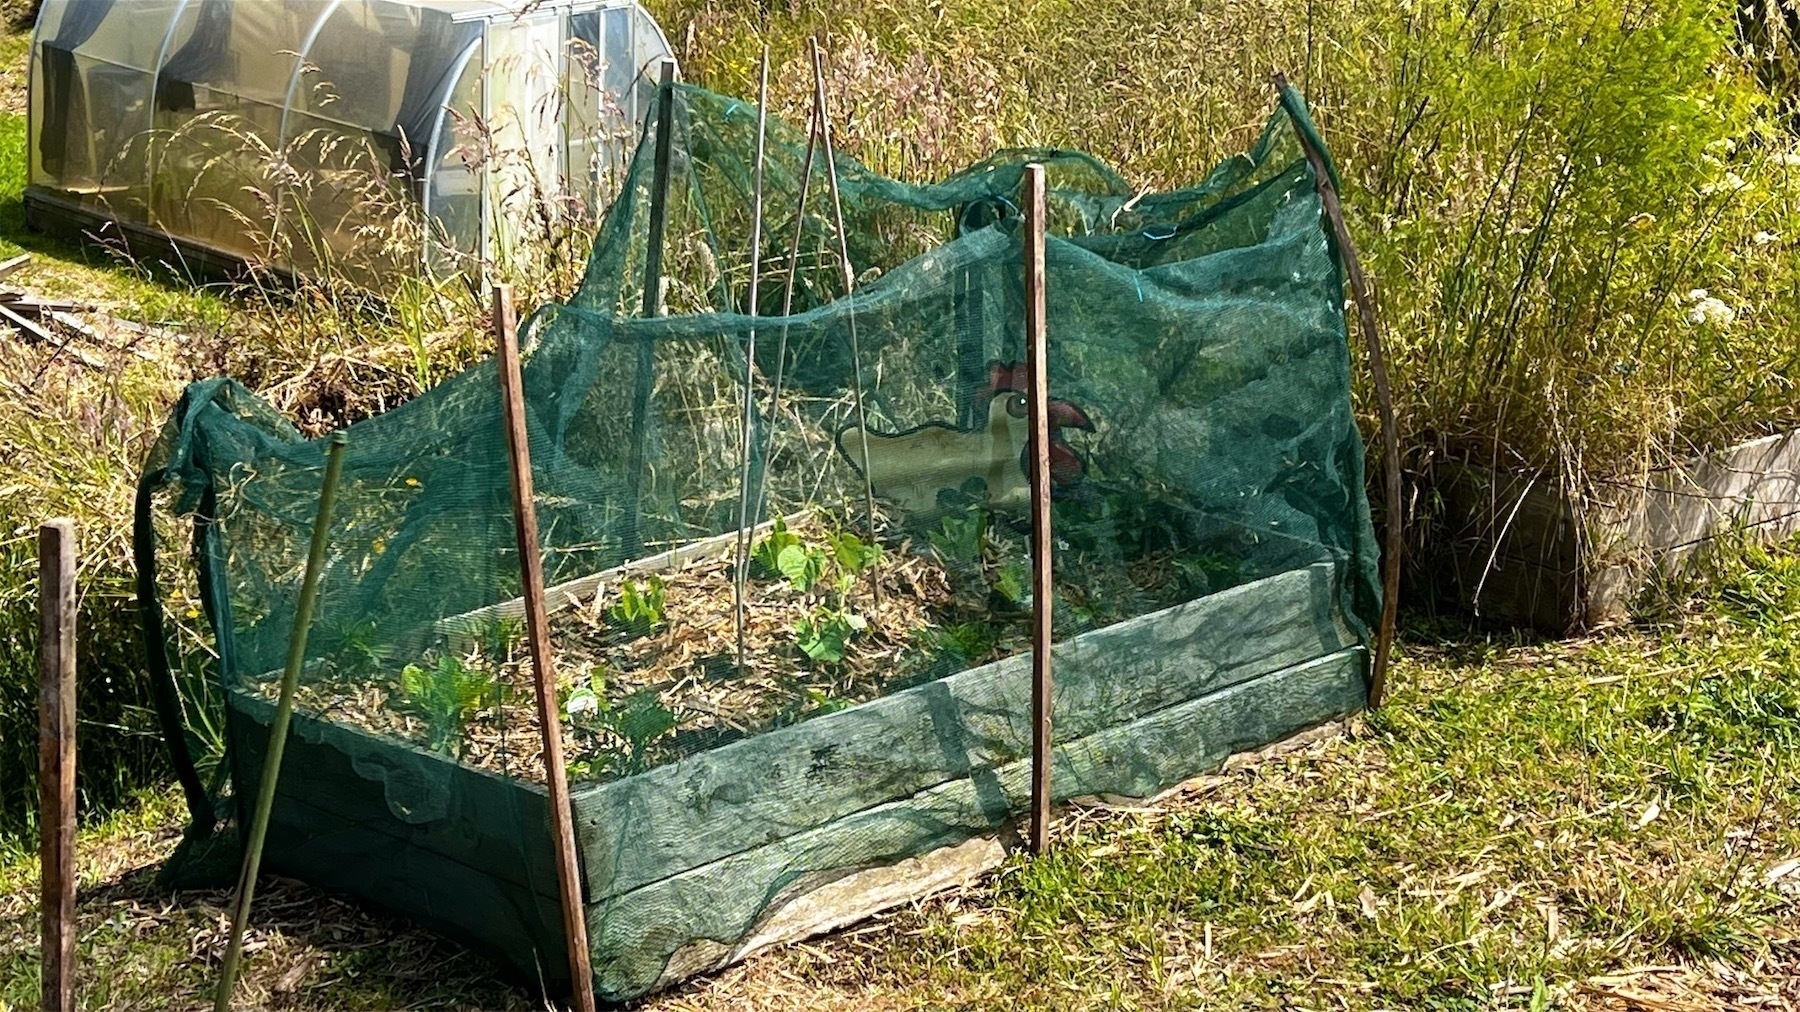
[139,76,1381,1000]
[26,0,671,280]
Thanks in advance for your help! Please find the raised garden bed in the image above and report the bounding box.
[1429,429,1800,631]
[227,543,1368,1000]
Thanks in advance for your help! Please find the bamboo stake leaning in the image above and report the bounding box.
[1021,165,1055,856]
[733,46,771,674]
[493,285,597,1012]
[809,38,881,545]
[39,519,76,1012]
[215,435,347,1012]
[1273,72,1401,708]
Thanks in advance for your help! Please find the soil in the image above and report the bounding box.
[258,511,1054,786]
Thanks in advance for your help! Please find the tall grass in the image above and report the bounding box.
[654,0,1800,490]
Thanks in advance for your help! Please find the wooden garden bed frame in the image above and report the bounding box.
[226,544,1369,1000]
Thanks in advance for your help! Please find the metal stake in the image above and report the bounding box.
[215,434,347,1012]
[750,70,823,531]
[809,38,880,541]
[734,47,771,673]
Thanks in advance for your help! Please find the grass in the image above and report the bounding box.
[3,540,1798,1009]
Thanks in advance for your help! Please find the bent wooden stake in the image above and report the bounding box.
[39,519,76,1012]
[1274,72,1402,708]
[494,285,598,1012]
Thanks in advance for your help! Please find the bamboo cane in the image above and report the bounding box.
[215,434,347,1012]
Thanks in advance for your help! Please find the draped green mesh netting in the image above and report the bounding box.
[138,81,1378,998]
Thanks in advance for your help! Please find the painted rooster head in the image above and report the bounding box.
[980,359,1094,487]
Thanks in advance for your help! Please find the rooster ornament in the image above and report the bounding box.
[836,360,1095,517]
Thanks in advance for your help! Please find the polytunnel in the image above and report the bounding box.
[26,0,672,281]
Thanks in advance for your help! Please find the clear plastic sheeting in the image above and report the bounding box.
[26,0,671,281]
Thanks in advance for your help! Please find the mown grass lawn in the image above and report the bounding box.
[3,543,1797,1011]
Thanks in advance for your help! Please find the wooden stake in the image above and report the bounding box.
[1022,164,1054,857]
[750,77,823,531]
[624,57,679,560]
[38,519,76,1012]
[1274,72,1402,708]
[216,435,347,1012]
[494,285,597,1012]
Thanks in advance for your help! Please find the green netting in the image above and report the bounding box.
[138,81,1378,999]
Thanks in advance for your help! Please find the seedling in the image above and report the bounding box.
[397,654,500,755]
[991,555,1032,609]
[795,608,867,664]
[829,529,883,575]
[750,516,804,578]
[929,508,986,565]
[606,575,668,637]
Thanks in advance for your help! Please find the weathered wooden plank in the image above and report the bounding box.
[1601,430,1800,555]
[1437,464,1578,572]
[585,646,1367,1001]
[1446,540,1581,632]
[438,512,800,651]
[253,789,572,992]
[1438,429,1800,631]
[228,689,563,900]
[572,562,1355,900]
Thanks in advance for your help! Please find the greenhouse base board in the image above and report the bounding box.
[227,562,1368,1001]
[25,187,285,285]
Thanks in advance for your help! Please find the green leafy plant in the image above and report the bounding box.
[750,516,804,578]
[928,508,986,565]
[991,555,1032,608]
[326,618,384,680]
[477,616,526,664]
[606,575,667,637]
[776,542,830,592]
[829,529,883,575]
[397,654,499,755]
[935,621,1003,665]
[561,674,678,778]
[795,609,868,664]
